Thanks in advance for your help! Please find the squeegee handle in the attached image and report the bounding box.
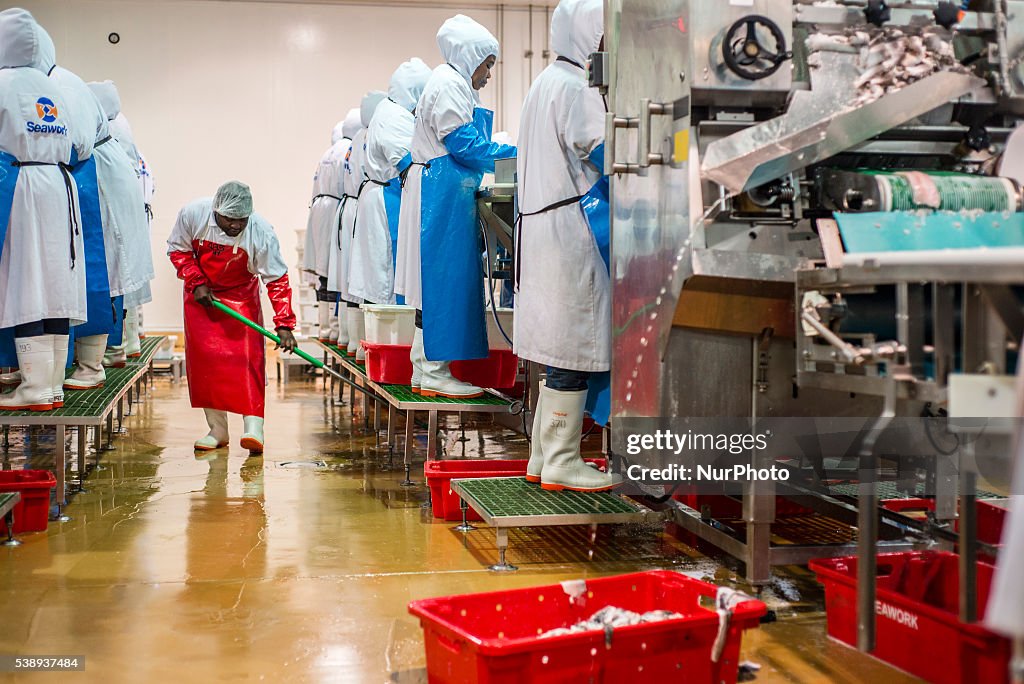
[210,298,325,369]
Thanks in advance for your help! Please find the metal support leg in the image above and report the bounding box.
[387,405,396,463]
[77,427,87,491]
[454,496,476,532]
[2,508,19,547]
[126,386,133,415]
[104,412,115,450]
[959,467,978,623]
[373,397,381,442]
[401,409,416,487]
[488,528,518,572]
[2,425,8,450]
[427,410,439,460]
[116,397,126,433]
[52,425,70,522]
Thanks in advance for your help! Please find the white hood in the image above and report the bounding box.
[551,0,603,67]
[360,90,387,127]
[31,18,55,74]
[388,58,432,112]
[88,80,121,121]
[436,15,498,84]
[341,108,361,139]
[0,8,41,69]
[331,119,346,145]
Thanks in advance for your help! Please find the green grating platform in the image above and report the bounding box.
[382,384,510,406]
[450,477,653,527]
[827,480,1005,501]
[0,336,161,422]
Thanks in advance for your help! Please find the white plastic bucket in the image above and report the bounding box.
[361,304,416,345]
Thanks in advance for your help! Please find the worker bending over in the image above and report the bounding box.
[395,15,516,398]
[168,181,297,453]
[515,0,621,492]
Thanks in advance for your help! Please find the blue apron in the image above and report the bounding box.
[0,152,21,367]
[580,143,611,426]
[69,157,123,344]
[383,178,405,305]
[419,108,496,361]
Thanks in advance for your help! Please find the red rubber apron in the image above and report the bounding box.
[183,239,266,417]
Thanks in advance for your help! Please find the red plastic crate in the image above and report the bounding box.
[810,551,1011,684]
[881,498,1007,561]
[424,458,607,522]
[361,344,519,389]
[451,350,518,390]
[0,470,56,535]
[409,570,766,684]
[362,342,414,385]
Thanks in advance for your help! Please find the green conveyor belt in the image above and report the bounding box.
[454,477,639,518]
[382,384,510,406]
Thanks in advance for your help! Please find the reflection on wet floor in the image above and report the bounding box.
[0,374,919,683]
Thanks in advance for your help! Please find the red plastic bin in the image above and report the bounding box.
[881,498,1007,561]
[361,344,518,389]
[0,470,56,535]
[810,551,1010,684]
[425,458,607,522]
[363,342,414,385]
[409,570,766,684]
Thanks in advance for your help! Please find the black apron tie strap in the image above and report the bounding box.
[13,159,80,269]
[95,135,113,148]
[309,192,343,209]
[514,195,585,290]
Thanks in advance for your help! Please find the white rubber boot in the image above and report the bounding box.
[64,334,108,390]
[334,303,348,348]
[347,307,366,361]
[525,381,547,483]
[194,408,229,450]
[539,385,622,492]
[318,301,331,342]
[51,334,69,408]
[420,359,484,399]
[327,302,340,344]
[240,415,265,453]
[125,308,141,358]
[103,344,127,368]
[0,336,54,411]
[410,328,425,393]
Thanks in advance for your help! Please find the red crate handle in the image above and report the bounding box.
[432,631,464,656]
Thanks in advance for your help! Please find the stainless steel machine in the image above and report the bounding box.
[601,0,1024,652]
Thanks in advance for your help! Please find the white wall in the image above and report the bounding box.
[20,0,555,330]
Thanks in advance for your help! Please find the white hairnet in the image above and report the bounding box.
[88,80,122,121]
[341,108,361,139]
[436,15,499,83]
[360,90,387,127]
[551,0,603,67]
[388,57,432,112]
[213,180,253,219]
[0,8,40,69]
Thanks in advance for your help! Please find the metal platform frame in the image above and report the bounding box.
[317,341,519,485]
[0,491,20,546]
[0,336,164,517]
[450,477,658,571]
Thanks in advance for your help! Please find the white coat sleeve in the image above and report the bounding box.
[431,86,475,140]
[252,226,290,284]
[564,86,605,163]
[383,115,416,170]
[167,206,198,254]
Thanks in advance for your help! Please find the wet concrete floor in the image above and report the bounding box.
[0,370,920,683]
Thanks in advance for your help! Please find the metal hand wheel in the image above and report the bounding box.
[722,14,792,81]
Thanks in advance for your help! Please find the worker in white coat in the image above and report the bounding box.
[305,109,358,345]
[329,91,386,361]
[0,7,86,411]
[350,58,432,306]
[34,34,153,394]
[88,80,155,364]
[394,15,516,398]
[514,0,621,492]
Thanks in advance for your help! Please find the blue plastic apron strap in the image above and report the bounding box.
[383,177,405,305]
[0,152,21,366]
[582,143,611,423]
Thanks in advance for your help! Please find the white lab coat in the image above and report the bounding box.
[513,0,609,372]
[42,64,153,307]
[0,9,87,328]
[329,92,386,302]
[986,357,1024,639]
[350,60,431,305]
[304,136,350,280]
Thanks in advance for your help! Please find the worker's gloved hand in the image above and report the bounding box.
[193,284,214,308]
[276,328,297,353]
